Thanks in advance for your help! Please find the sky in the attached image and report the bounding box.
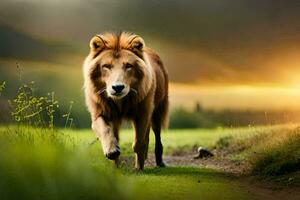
[1,0,300,109]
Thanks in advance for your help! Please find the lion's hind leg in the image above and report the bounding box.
[152,98,168,167]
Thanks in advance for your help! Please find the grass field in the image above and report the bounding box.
[0,125,299,200]
[63,125,283,150]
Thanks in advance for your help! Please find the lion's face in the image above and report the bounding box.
[86,32,150,100]
[96,50,143,99]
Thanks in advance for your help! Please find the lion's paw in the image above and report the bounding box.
[105,145,120,160]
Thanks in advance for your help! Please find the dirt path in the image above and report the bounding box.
[152,152,248,174]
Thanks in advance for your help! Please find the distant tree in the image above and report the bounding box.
[195,102,203,113]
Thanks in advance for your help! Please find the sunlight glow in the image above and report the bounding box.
[170,83,300,110]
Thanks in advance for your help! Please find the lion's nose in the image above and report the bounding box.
[112,84,125,94]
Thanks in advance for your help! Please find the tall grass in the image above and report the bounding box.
[214,125,300,182]
[251,128,300,176]
[0,126,145,200]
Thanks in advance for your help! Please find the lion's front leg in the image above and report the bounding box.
[92,117,120,160]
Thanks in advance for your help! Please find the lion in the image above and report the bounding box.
[83,32,168,170]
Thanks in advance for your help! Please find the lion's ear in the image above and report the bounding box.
[89,35,106,55]
[130,36,145,56]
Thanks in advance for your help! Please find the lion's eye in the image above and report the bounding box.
[125,63,133,70]
[102,64,112,70]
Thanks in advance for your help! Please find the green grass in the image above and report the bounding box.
[60,124,300,179]
[0,125,299,200]
[64,124,296,155]
[0,126,251,200]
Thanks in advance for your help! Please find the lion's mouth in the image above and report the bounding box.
[112,92,125,97]
[110,91,128,99]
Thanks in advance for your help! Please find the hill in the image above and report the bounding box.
[0,24,79,61]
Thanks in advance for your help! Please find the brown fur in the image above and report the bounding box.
[83,32,168,170]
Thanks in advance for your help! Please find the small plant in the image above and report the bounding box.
[9,81,59,128]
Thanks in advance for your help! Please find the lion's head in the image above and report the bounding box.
[84,32,153,101]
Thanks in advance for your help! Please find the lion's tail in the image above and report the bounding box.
[161,97,169,129]
[152,96,169,130]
